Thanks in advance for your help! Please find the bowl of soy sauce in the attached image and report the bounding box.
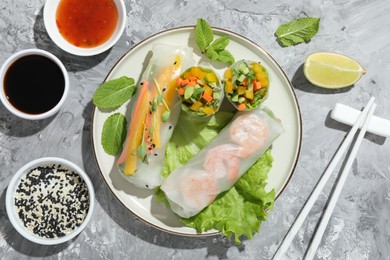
[0,49,69,120]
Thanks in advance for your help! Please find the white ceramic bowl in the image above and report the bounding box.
[5,157,95,245]
[0,49,69,120]
[43,0,126,56]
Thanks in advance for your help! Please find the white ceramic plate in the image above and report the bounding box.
[92,27,302,236]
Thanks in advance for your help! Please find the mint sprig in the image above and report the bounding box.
[195,18,235,65]
[275,17,320,47]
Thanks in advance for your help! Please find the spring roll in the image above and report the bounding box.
[160,108,284,218]
[117,44,194,189]
[223,60,269,111]
[176,66,223,117]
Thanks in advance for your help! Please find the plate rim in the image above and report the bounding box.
[91,25,302,237]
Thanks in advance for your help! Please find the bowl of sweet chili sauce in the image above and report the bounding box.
[43,0,126,56]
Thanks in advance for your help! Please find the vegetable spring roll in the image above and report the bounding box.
[117,44,194,189]
[160,108,284,217]
[223,60,269,111]
[176,66,223,117]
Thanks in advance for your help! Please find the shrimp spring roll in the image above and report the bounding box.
[117,44,194,189]
[160,108,284,218]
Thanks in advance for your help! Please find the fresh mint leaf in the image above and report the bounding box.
[216,50,235,65]
[275,17,320,47]
[93,76,136,109]
[195,18,214,53]
[101,113,127,156]
[205,46,219,61]
[206,43,235,65]
[209,35,229,52]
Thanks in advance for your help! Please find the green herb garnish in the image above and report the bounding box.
[101,113,127,155]
[93,76,136,109]
[275,17,320,47]
[195,18,235,65]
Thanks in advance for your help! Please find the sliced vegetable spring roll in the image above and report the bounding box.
[117,44,194,189]
[223,60,269,111]
[176,66,223,117]
[160,108,284,218]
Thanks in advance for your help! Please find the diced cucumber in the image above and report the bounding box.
[184,86,194,99]
[238,62,250,75]
[238,97,246,103]
[239,62,248,72]
[237,74,246,83]
[213,92,220,100]
[231,95,239,102]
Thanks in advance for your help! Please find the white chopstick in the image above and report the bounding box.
[273,97,375,260]
[304,102,377,259]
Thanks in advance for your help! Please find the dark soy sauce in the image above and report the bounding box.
[3,55,65,115]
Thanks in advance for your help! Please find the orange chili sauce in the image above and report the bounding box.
[56,0,118,48]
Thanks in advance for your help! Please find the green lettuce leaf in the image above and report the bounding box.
[159,111,275,244]
[181,150,275,244]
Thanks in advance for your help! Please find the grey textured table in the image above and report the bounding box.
[1,0,389,259]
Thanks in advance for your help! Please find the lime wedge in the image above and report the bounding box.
[303,52,366,89]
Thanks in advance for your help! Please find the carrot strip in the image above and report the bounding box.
[117,81,151,174]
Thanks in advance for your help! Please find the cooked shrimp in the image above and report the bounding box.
[180,170,219,210]
[203,144,242,182]
[230,113,269,154]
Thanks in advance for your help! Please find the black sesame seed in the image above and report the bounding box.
[14,164,89,238]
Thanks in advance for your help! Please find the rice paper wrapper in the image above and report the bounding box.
[117,43,195,189]
[161,107,284,218]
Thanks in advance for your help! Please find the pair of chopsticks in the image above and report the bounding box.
[273,97,377,260]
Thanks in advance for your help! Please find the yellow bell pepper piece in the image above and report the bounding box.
[203,106,215,115]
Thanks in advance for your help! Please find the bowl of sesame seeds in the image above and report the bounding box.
[5,157,95,245]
